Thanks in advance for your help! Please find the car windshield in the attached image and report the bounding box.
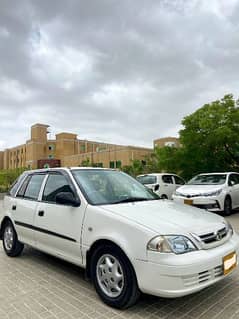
[187,174,227,185]
[71,169,159,205]
[136,175,157,185]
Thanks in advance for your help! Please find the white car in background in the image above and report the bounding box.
[136,173,185,199]
[173,172,239,216]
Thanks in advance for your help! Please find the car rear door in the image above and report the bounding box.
[14,174,46,246]
[34,171,87,265]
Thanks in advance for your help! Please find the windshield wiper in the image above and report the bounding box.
[111,197,153,204]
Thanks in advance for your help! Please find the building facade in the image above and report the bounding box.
[154,137,180,148]
[0,124,153,170]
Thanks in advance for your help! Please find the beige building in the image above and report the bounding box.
[0,124,153,170]
[154,137,180,148]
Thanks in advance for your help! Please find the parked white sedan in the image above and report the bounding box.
[173,172,239,216]
[0,168,239,309]
[137,173,185,199]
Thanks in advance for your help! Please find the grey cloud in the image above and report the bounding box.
[0,0,239,149]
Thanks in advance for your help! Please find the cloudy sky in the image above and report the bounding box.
[0,0,239,149]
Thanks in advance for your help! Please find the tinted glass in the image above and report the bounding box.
[229,174,239,185]
[9,172,28,197]
[137,175,157,185]
[24,175,45,200]
[72,169,158,205]
[162,175,173,184]
[188,174,226,185]
[43,174,73,203]
[174,175,185,185]
[17,175,32,197]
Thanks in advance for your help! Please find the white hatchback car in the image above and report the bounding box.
[173,172,239,216]
[0,168,239,309]
[137,173,185,199]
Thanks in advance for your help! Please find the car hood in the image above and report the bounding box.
[101,200,225,235]
[176,184,224,196]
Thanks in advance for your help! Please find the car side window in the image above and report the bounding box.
[16,175,32,198]
[24,174,46,200]
[229,174,239,186]
[174,175,185,185]
[162,175,173,184]
[42,174,74,203]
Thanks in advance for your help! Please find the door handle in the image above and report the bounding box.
[38,210,45,217]
[12,205,17,211]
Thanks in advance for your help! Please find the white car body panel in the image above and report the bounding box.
[137,173,185,199]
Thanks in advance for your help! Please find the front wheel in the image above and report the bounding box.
[91,245,140,309]
[2,221,24,257]
[224,197,232,216]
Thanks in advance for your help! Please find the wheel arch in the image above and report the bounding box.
[85,239,134,280]
[0,216,14,240]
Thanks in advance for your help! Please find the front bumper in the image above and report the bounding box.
[173,195,222,212]
[134,232,239,298]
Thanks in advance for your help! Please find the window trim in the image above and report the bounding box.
[39,171,79,205]
[16,173,47,201]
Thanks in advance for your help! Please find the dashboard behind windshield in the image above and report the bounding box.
[187,174,227,185]
[71,169,158,205]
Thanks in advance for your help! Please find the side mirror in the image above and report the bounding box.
[55,192,81,207]
[154,184,160,191]
[229,180,236,187]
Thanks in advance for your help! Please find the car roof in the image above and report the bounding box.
[198,172,238,175]
[23,167,116,175]
[137,173,177,177]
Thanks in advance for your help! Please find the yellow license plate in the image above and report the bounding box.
[223,252,237,275]
[184,199,193,205]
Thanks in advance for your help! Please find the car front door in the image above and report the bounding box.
[228,174,239,208]
[35,172,86,265]
[161,175,175,199]
[173,175,185,190]
[14,174,46,246]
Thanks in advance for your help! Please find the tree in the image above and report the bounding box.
[179,94,239,178]
[122,160,147,177]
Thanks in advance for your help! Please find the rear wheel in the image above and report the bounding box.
[161,194,168,199]
[2,221,24,257]
[224,197,232,216]
[91,245,140,309]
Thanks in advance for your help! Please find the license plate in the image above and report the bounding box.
[184,199,193,205]
[223,252,237,275]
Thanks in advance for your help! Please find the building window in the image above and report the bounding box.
[116,161,122,169]
[48,154,54,159]
[80,145,86,152]
[48,145,55,151]
[110,161,115,169]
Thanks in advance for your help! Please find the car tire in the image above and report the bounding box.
[91,244,140,309]
[224,197,232,216]
[2,221,24,257]
[161,194,168,199]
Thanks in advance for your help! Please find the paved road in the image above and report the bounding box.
[0,201,239,319]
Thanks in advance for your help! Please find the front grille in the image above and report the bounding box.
[199,227,228,244]
[183,265,223,287]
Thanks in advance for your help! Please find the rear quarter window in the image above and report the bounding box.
[9,172,28,197]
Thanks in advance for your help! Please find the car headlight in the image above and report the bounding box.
[224,221,234,236]
[202,189,222,197]
[174,190,183,196]
[147,235,197,254]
